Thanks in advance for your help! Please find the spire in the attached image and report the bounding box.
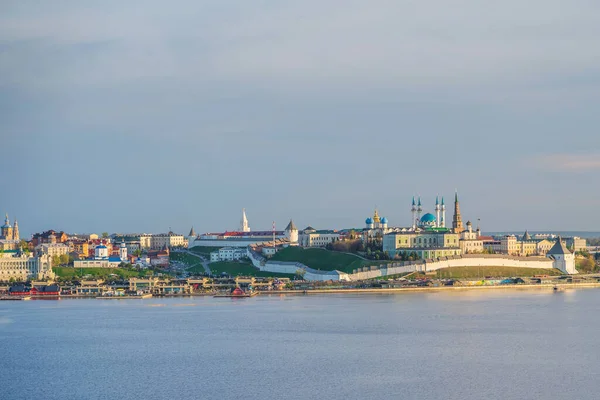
[285,219,297,231]
[452,190,464,233]
[441,197,445,206]
[412,196,416,206]
[436,196,439,206]
[241,208,250,232]
[188,226,196,237]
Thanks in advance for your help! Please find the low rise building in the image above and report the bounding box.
[0,254,54,281]
[210,247,247,262]
[299,227,341,247]
[35,243,70,257]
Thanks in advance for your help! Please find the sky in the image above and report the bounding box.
[2,0,600,237]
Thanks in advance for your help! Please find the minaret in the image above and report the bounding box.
[452,191,464,233]
[13,219,19,241]
[411,197,417,230]
[241,208,250,232]
[441,197,446,228]
[435,196,441,228]
[417,197,423,225]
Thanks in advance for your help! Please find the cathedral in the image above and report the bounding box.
[1,214,19,241]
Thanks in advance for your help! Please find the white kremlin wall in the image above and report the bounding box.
[247,248,562,281]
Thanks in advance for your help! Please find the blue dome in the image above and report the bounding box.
[420,213,436,223]
[366,218,373,224]
[381,217,388,224]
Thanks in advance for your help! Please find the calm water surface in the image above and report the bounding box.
[1,289,599,400]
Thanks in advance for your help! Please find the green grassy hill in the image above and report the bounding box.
[431,266,563,279]
[189,246,220,257]
[170,252,202,267]
[187,261,294,278]
[54,267,152,280]
[270,247,385,274]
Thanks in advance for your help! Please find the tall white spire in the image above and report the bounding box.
[441,197,446,228]
[241,208,250,232]
[435,195,441,228]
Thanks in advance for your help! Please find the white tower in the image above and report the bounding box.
[435,196,441,228]
[411,197,417,230]
[285,219,299,244]
[119,241,128,261]
[440,197,446,228]
[547,236,577,274]
[240,208,250,232]
[417,197,423,225]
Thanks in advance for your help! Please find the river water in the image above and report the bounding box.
[1,289,598,400]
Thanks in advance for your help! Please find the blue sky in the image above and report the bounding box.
[2,0,600,237]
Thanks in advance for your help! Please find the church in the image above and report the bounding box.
[0,214,20,250]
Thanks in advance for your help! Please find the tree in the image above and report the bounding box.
[101,232,109,238]
[134,249,142,257]
[295,268,306,279]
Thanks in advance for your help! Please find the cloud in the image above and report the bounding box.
[532,154,600,171]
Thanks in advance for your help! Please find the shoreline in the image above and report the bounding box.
[261,282,600,295]
[10,282,599,300]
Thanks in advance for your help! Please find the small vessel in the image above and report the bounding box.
[214,287,257,298]
[553,286,564,292]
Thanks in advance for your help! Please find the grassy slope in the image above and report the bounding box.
[270,247,382,274]
[431,266,563,279]
[53,267,151,280]
[189,246,221,256]
[188,261,294,278]
[170,252,202,267]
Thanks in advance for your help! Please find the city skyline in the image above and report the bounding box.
[2,1,600,234]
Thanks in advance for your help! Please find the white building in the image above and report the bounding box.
[547,236,577,274]
[138,232,186,250]
[299,227,340,247]
[36,243,70,257]
[0,254,54,281]
[95,245,109,259]
[210,247,248,262]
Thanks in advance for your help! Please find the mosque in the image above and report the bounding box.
[379,193,467,259]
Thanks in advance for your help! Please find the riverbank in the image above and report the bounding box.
[260,282,600,295]
[25,282,600,300]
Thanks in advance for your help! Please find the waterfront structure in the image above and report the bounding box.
[0,254,54,281]
[299,227,341,247]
